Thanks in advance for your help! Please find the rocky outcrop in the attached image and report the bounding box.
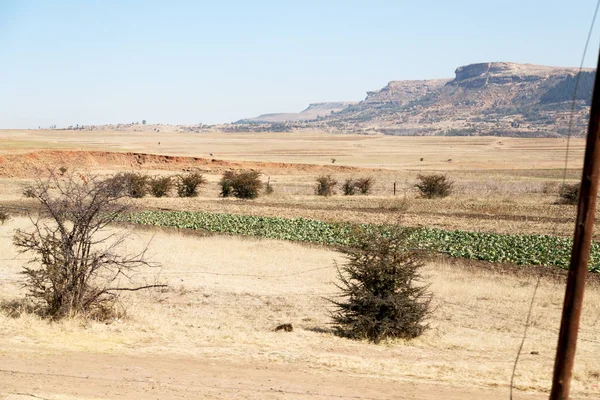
[364,79,449,104]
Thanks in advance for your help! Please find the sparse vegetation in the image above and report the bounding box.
[558,182,580,205]
[265,178,274,195]
[219,170,263,199]
[379,197,410,212]
[149,176,173,197]
[177,172,207,197]
[315,175,337,196]
[415,174,453,199]
[0,208,10,224]
[13,172,157,319]
[542,181,559,195]
[330,227,432,343]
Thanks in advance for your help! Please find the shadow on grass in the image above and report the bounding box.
[304,325,335,334]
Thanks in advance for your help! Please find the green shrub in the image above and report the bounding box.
[107,172,149,198]
[219,171,235,198]
[219,170,263,199]
[177,172,207,197]
[342,179,357,196]
[149,176,173,197]
[558,183,580,205]
[415,174,453,199]
[330,227,432,343]
[315,175,337,196]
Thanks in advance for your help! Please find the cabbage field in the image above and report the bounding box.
[125,211,600,272]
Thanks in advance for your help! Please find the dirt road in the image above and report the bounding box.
[0,348,545,400]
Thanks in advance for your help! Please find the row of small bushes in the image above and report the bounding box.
[315,176,375,196]
[110,172,207,198]
[316,174,454,199]
[107,170,267,200]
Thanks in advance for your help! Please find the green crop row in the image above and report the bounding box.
[123,211,600,272]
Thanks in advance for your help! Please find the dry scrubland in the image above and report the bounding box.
[1,218,600,399]
[0,130,592,238]
[0,130,599,399]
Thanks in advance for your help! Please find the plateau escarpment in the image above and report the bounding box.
[234,62,595,137]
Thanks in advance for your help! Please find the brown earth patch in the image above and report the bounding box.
[0,150,375,178]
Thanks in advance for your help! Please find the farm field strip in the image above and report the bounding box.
[125,211,600,272]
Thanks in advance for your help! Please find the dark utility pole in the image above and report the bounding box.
[550,51,600,399]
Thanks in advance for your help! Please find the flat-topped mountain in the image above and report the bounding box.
[237,102,356,123]
[234,62,595,137]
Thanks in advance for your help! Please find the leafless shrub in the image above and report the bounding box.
[177,172,207,197]
[415,174,453,199]
[355,177,374,195]
[264,178,274,195]
[330,226,432,343]
[315,175,337,196]
[343,177,374,196]
[149,176,173,197]
[13,171,161,320]
[23,187,36,198]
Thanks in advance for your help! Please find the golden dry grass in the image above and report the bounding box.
[0,129,586,170]
[1,217,599,397]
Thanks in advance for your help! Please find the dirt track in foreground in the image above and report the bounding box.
[0,348,544,400]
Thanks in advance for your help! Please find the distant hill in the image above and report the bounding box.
[236,102,357,123]
[233,62,595,137]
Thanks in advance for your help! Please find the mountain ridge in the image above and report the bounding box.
[234,62,595,137]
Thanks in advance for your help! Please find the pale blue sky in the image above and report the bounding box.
[1,0,599,128]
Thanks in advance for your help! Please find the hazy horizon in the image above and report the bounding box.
[1,0,599,129]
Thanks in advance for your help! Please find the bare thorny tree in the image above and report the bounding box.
[13,170,163,319]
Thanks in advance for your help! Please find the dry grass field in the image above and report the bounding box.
[1,218,599,399]
[0,129,598,399]
[0,129,587,170]
[0,129,593,237]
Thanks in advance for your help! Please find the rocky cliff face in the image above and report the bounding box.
[363,79,449,104]
[234,62,594,137]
